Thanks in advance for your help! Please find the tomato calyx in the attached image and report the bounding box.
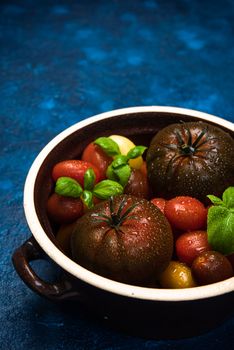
[92,196,138,230]
[176,126,209,156]
[163,126,211,158]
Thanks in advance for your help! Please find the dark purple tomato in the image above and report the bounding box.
[124,168,150,199]
[227,253,234,270]
[71,195,173,286]
[146,122,234,203]
[47,193,84,224]
[191,250,233,285]
[56,222,77,255]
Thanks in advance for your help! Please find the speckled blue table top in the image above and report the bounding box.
[1,0,234,349]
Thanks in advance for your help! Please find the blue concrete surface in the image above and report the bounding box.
[0,0,234,349]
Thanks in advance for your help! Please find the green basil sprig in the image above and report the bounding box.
[84,168,96,191]
[55,177,83,198]
[106,162,131,187]
[127,145,147,159]
[106,145,147,187]
[93,180,124,199]
[207,187,234,255]
[81,190,93,209]
[55,168,124,209]
[94,137,120,157]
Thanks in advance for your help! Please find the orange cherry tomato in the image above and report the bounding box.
[159,261,197,288]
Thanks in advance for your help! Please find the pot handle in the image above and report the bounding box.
[12,236,76,301]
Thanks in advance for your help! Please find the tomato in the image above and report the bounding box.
[47,193,84,224]
[56,222,77,255]
[227,253,234,270]
[71,195,173,285]
[164,196,207,231]
[176,231,211,266]
[159,261,197,288]
[52,160,101,187]
[150,198,167,214]
[81,142,112,180]
[140,161,147,177]
[146,121,234,203]
[192,251,233,285]
[109,135,143,169]
[124,168,150,199]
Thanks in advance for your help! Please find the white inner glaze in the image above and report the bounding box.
[23,106,234,301]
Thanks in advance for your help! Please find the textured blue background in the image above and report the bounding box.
[0,0,234,349]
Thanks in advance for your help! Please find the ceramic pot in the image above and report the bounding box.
[12,106,234,339]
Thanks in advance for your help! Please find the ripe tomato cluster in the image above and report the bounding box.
[47,135,149,225]
[46,133,234,289]
[150,196,233,287]
[47,159,100,224]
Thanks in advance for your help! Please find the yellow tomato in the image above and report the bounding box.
[109,135,143,169]
[159,261,197,289]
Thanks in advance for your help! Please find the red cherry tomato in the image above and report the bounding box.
[150,198,167,214]
[52,160,101,187]
[164,196,207,231]
[47,193,84,224]
[82,142,112,180]
[176,230,211,266]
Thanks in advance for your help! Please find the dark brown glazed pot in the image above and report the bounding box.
[12,107,234,339]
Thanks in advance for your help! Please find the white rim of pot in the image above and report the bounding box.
[24,106,234,301]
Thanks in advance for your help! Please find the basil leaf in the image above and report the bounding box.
[207,195,224,206]
[94,137,120,157]
[106,165,118,182]
[93,180,123,199]
[111,155,128,168]
[222,186,234,209]
[106,162,131,187]
[127,146,147,159]
[207,205,234,255]
[113,164,131,187]
[84,168,96,191]
[81,190,93,209]
[55,177,83,198]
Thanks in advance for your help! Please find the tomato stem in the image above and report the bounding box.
[174,126,209,156]
[181,144,195,155]
[93,196,139,229]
